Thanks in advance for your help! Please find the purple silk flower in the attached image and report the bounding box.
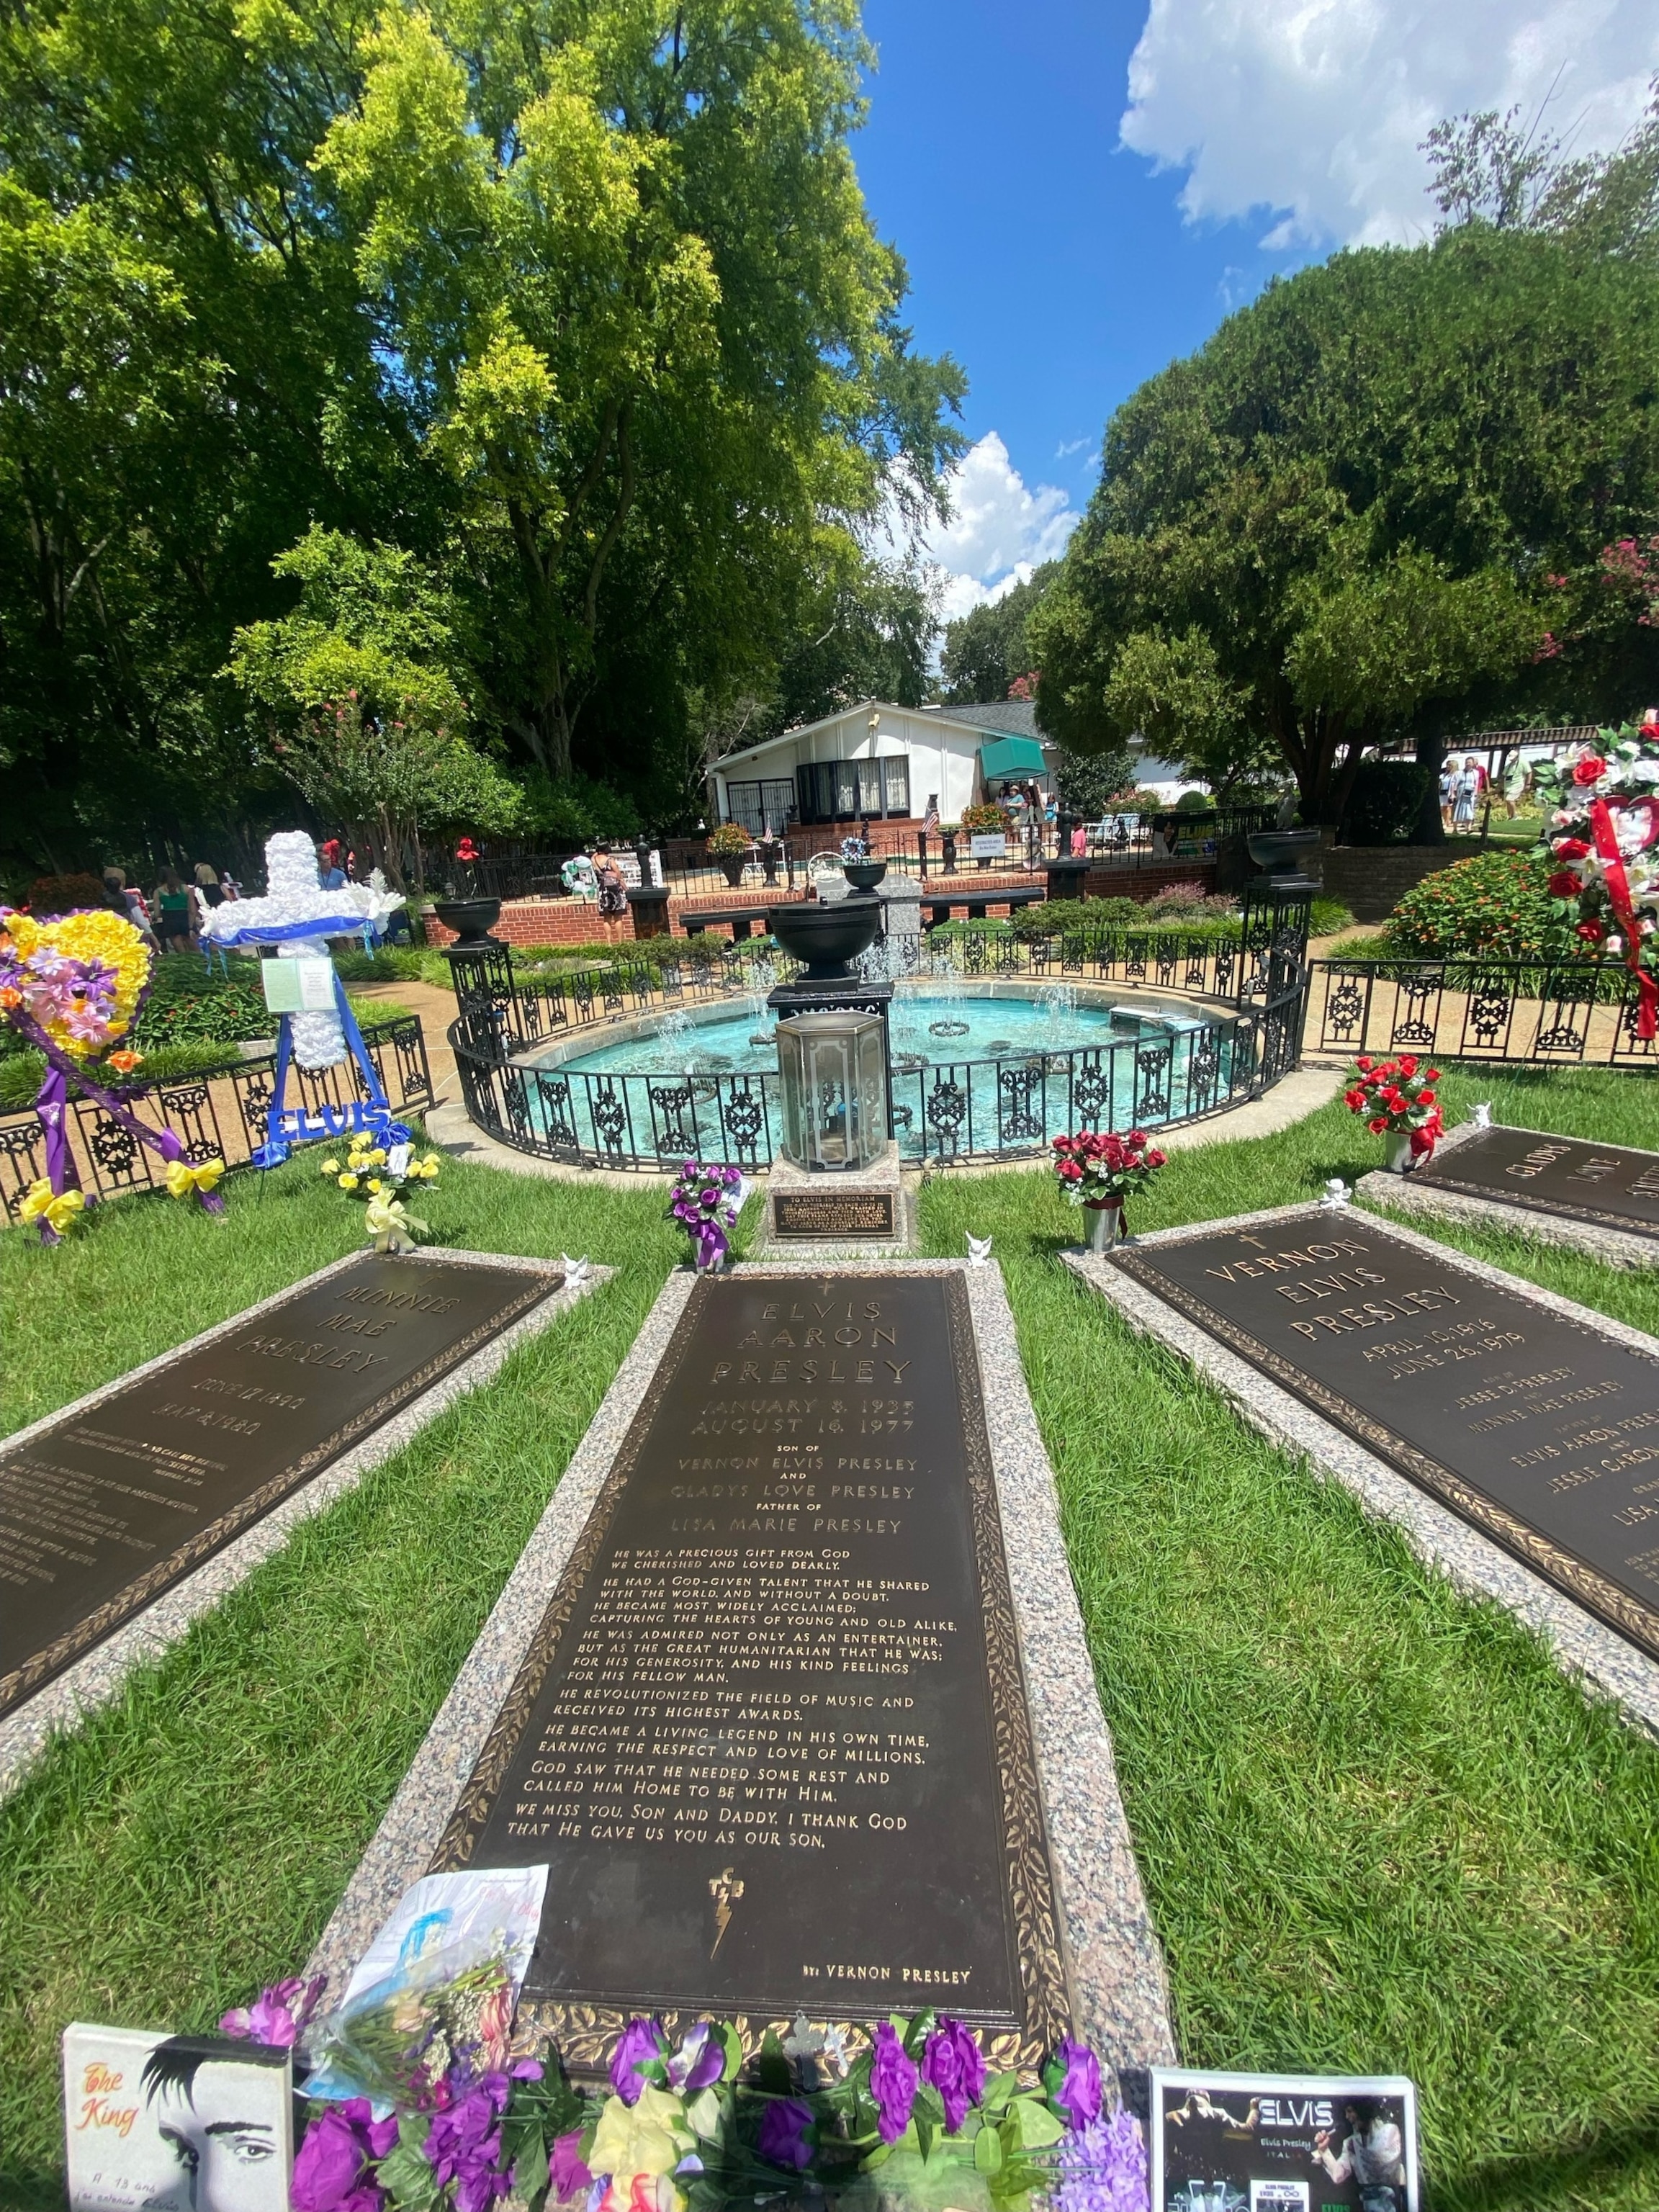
[220,1973,325,2049]
[1054,2107,1151,2212]
[666,2021,726,2093]
[425,2071,518,2212]
[868,2022,919,2145]
[551,2127,593,2202]
[290,2100,398,2212]
[757,2098,814,2171]
[920,2016,986,2133]
[1054,2038,1102,2131]
[610,2017,670,2105]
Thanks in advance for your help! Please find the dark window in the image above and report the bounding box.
[794,758,910,824]
[724,779,796,835]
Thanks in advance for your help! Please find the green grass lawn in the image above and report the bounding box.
[3,1071,1658,2208]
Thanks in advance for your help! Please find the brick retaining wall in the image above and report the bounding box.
[422,859,1224,950]
[1316,842,1465,923]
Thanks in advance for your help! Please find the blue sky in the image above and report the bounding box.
[853,0,1659,617]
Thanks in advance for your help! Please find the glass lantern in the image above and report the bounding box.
[775,1011,889,1171]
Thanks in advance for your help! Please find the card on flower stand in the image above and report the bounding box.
[63,2024,291,2212]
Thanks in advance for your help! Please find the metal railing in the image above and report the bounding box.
[445,914,1310,1173]
[447,808,1276,909]
[0,1016,434,1223]
[1307,957,1659,1066]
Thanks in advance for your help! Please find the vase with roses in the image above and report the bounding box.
[1343,1054,1443,1172]
[1052,1128,1167,1250]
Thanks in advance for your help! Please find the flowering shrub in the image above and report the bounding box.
[1384,848,1573,963]
[1343,1055,1443,1158]
[1531,719,1659,1036]
[704,822,752,858]
[666,1159,743,1268]
[1052,1128,1167,1207]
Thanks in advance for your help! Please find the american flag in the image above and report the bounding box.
[922,793,940,832]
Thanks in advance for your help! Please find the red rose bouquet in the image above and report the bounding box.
[1053,1129,1166,1247]
[1343,1054,1443,1167]
[1531,719,1659,1038]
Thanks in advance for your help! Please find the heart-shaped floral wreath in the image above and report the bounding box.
[1533,716,1659,1040]
[1,905,225,1238]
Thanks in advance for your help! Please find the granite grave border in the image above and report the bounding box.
[1066,1203,1659,1735]
[0,1249,608,1802]
[305,1256,1175,2081]
[1360,1118,1659,1272]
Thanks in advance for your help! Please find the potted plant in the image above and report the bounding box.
[1344,1054,1443,1172]
[706,822,752,888]
[1052,1127,1167,1249]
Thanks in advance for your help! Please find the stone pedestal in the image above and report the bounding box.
[760,1141,914,1256]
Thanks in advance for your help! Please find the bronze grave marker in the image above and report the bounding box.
[433,1269,1068,2069]
[770,1190,897,1239]
[1,1253,563,1717]
[1410,1124,1659,1239]
[1110,1215,1659,1659]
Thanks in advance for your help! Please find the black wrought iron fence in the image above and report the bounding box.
[1307,958,1659,1066]
[0,1016,433,1223]
[453,1011,1267,1174]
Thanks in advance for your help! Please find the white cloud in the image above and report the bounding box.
[1056,435,1089,457]
[1121,0,1659,248]
[918,432,1079,621]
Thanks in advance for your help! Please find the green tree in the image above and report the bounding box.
[1031,228,1659,822]
[940,562,1057,703]
[316,1,965,783]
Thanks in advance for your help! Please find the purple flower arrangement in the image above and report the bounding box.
[665,1159,745,1271]
[247,1971,1143,2212]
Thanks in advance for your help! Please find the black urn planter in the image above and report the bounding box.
[715,853,748,888]
[433,897,502,947]
[767,899,882,980]
[842,859,888,893]
[1246,828,1323,878]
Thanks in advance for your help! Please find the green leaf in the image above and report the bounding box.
[376,2130,441,2211]
[974,2121,1004,2175]
[983,2071,1022,2113]
[1009,2096,1066,2150]
[512,2127,551,2212]
[757,2028,790,2096]
[717,2023,745,2083]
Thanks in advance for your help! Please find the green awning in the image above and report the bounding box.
[978,734,1047,779]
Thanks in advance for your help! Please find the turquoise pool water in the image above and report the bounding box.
[551,989,1211,1081]
[521,988,1238,1162]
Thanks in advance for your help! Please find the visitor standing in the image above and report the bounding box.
[318,840,346,890]
[1439,760,1458,830]
[152,869,196,951]
[192,861,225,909]
[1452,756,1480,832]
[103,868,157,947]
[593,844,627,939]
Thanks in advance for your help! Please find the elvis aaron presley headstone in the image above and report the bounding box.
[1109,1213,1659,1661]
[431,1270,1072,2072]
[0,1253,563,1720]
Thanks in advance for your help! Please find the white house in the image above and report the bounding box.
[709,698,1053,834]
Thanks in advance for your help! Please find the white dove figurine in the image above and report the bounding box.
[966,1232,994,1267]
[1320,1177,1352,1210]
[1471,1102,1493,1128]
[559,1254,593,1287]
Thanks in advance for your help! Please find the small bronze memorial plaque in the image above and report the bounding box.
[771,1190,896,1239]
[1,1254,561,1717]
[1110,1215,1659,1659]
[1411,1125,1659,1239]
[433,1271,1068,2070]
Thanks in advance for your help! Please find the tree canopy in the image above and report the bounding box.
[1031,223,1659,819]
[0,0,964,884]
[940,563,1057,704]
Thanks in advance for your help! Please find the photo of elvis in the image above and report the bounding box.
[65,2026,291,2212]
[1314,2096,1407,2212]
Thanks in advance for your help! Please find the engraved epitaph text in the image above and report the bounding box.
[433,1272,1067,2068]
[1,1254,560,1716]
[1411,1125,1659,1239]
[772,1192,897,1239]
[1111,1216,1659,1658]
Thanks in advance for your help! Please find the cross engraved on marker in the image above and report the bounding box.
[709,1866,745,1957]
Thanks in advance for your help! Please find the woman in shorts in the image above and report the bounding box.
[153,869,196,951]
